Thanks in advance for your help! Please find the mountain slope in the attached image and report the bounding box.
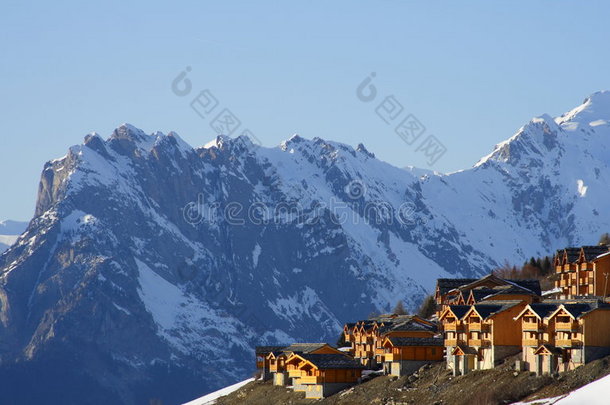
[1,93,610,404]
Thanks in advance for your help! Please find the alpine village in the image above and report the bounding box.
[253,241,610,400]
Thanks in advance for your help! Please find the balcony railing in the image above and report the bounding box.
[288,369,303,377]
[555,322,578,331]
[469,339,482,346]
[445,339,457,346]
[444,323,457,331]
[383,353,395,362]
[556,339,581,347]
[523,338,539,346]
[300,375,323,384]
[522,322,542,331]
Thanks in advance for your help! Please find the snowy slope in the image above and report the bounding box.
[513,373,610,404]
[182,378,254,405]
[1,93,610,404]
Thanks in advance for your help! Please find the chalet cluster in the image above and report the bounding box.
[255,343,363,399]
[439,245,610,376]
[255,244,610,399]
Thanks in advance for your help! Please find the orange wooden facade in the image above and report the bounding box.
[554,246,610,299]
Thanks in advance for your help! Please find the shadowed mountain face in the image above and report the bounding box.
[1,92,610,404]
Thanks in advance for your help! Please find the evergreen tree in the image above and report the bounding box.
[336,332,348,348]
[417,295,437,319]
[393,300,407,315]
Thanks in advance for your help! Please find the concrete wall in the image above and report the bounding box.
[262,369,273,381]
[491,345,521,367]
[293,381,307,392]
[273,372,288,386]
[522,347,536,371]
[388,360,433,377]
[584,346,610,364]
[304,383,354,399]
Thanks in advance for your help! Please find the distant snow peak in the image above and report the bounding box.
[204,134,231,149]
[577,179,588,197]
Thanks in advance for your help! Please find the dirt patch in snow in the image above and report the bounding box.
[216,354,610,405]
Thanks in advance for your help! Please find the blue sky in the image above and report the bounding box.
[2,1,610,221]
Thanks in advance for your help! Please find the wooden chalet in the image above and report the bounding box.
[443,300,527,375]
[266,343,342,386]
[554,246,610,299]
[435,275,541,317]
[255,345,287,379]
[284,353,364,398]
[380,336,444,376]
[439,305,470,348]
[344,315,437,368]
[536,300,610,374]
[514,303,559,372]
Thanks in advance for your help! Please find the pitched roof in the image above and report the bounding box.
[561,301,610,319]
[282,343,331,354]
[451,345,478,355]
[470,301,522,320]
[299,353,365,369]
[446,305,471,320]
[436,278,478,296]
[528,303,561,319]
[379,318,437,334]
[534,344,563,356]
[581,245,610,261]
[387,337,444,347]
[470,288,497,302]
[507,280,542,296]
[256,345,288,355]
[562,248,581,263]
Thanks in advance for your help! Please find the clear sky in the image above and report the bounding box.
[2,1,610,221]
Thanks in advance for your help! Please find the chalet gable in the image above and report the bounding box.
[514,303,559,321]
[383,336,444,348]
[439,305,470,321]
[464,301,521,321]
[290,353,364,371]
[533,344,562,356]
[451,345,478,356]
[547,301,610,321]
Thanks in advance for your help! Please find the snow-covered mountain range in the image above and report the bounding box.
[0,220,28,253]
[1,92,610,404]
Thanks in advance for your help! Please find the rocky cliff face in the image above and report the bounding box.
[1,93,610,404]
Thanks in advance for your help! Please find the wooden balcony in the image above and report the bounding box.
[556,339,581,348]
[555,322,578,331]
[469,339,491,347]
[444,323,458,331]
[469,323,490,332]
[523,338,540,346]
[300,375,323,384]
[522,322,542,331]
[445,339,457,346]
[288,369,303,378]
